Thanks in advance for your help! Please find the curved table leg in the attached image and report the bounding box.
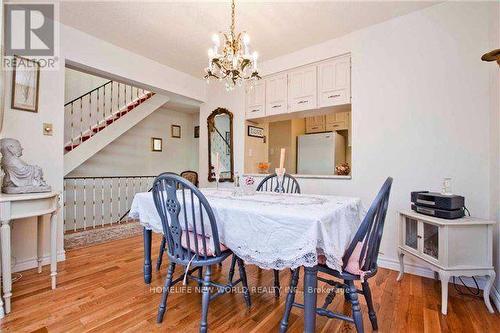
[50,212,58,289]
[483,270,496,314]
[439,270,450,315]
[397,250,404,281]
[1,219,12,313]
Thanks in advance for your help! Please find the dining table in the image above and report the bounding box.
[129,187,363,332]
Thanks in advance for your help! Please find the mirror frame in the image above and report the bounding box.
[207,107,234,182]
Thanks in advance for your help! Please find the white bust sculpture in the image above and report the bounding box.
[0,138,51,194]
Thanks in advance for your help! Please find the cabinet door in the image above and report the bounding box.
[325,111,349,131]
[422,222,439,261]
[246,80,265,119]
[404,217,419,251]
[305,116,325,133]
[288,65,317,112]
[265,74,287,116]
[318,55,351,107]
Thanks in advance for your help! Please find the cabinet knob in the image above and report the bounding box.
[417,235,422,239]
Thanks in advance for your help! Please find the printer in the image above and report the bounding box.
[411,191,465,219]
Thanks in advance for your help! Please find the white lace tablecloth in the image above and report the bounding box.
[130,188,363,272]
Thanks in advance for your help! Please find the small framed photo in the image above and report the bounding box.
[151,137,162,152]
[194,126,199,138]
[171,125,181,138]
[11,55,40,113]
[248,125,264,138]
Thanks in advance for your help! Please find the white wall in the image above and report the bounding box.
[69,108,199,177]
[202,1,499,293]
[0,20,206,271]
[64,67,108,104]
[62,24,206,103]
[199,84,245,187]
[1,60,66,270]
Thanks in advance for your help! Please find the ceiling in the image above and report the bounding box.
[60,1,438,79]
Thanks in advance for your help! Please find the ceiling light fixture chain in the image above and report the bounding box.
[204,0,261,91]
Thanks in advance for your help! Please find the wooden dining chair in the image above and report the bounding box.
[251,173,301,298]
[180,170,199,187]
[280,177,393,333]
[152,173,251,332]
[157,171,204,271]
[256,172,301,194]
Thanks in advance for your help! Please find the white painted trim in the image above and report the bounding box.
[378,256,499,312]
[13,250,66,273]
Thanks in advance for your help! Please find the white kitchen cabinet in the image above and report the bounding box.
[318,55,351,107]
[265,74,288,116]
[246,80,265,119]
[288,65,317,112]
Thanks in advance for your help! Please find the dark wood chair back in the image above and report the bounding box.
[256,173,301,194]
[342,177,393,273]
[152,173,222,264]
[180,170,199,187]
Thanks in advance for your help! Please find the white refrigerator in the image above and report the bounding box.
[297,132,345,175]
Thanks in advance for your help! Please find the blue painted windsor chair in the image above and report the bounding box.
[279,177,393,333]
[152,173,251,332]
[243,173,302,298]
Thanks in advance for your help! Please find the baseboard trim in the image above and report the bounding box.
[13,250,66,273]
[378,256,499,312]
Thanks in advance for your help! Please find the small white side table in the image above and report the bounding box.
[397,210,496,315]
[0,191,60,316]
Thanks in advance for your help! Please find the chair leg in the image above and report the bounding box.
[156,236,166,271]
[237,258,251,307]
[347,280,364,333]
[362,281,378,330]
[198,266,203,288]
[157,263,176,323]
[343,279,349,302]
[279,268,300,333]
[274,269,280,297]
[228,255,237,283]
[200,265,212,333]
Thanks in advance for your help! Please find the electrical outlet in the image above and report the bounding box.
[43,123,53,136]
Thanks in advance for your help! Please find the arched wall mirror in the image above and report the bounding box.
[207,108,234,182]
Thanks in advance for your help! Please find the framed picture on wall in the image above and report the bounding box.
[194,126,199,138]
[247,125,264,138]
[11,55,40,113]
[151,137,162,152]
[171,125,181,138]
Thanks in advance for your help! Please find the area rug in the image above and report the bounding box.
[64,220,143,249]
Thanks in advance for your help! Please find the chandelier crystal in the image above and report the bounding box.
[204,0,261,91]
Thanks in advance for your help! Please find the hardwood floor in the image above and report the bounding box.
[2,234,498,332]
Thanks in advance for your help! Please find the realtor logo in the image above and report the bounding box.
[3,3,58,70]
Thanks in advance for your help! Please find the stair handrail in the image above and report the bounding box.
[65,80,112,107]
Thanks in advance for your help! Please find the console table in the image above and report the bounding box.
[0,192,60,316]
[397,210,496,315]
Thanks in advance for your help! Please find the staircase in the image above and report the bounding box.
[64,80,169,175]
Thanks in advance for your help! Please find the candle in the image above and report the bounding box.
[215,152,220,174]
[279,148,285,170]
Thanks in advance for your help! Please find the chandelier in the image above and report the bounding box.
[204,0,261,91]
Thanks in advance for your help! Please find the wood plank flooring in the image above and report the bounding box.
[1,234,498,332]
